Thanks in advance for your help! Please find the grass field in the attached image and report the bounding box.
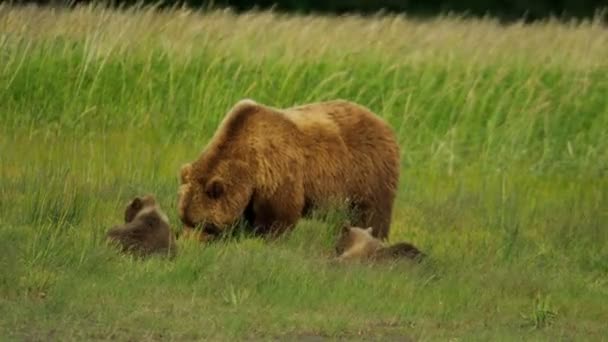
[1,3,608,340]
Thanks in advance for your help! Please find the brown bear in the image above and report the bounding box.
[106,195,177,258]
[178,99,400,241]
[334,224,425,263]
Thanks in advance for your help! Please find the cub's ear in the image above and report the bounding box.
[341,223,351,234]
[364,227,374,234]
[124,197,143,222]
[205,178,224,199]
[180,163,192,184]
[130,197,143,211]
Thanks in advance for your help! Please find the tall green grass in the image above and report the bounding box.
[1,4,607,340]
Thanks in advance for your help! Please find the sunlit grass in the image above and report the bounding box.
[1,3,607,340]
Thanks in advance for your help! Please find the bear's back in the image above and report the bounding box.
[284,100,397,154]
[280,100,399,200]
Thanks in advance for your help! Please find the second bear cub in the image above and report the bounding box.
[106,195,176,258]
[335,224,425,263]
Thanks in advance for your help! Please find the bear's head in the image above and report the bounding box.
[335,223,375,255]
[124,194,158,223]
[178,159,254,238]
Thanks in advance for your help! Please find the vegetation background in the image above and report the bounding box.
[1,1,607,340]
[12,0,608,22]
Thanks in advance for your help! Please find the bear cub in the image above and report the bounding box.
[106,195,176,258]
[335,224,425,263]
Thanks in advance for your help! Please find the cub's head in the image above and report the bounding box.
[124,194,158,223]
[108,194,173,257]
[177,160,254,238]
[335,223,375,255]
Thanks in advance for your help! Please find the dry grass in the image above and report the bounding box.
[2,3,607,66]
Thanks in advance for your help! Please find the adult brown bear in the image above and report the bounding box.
[178,99,400,241]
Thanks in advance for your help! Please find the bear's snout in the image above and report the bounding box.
[179,213,196,228]
[202,222,222,236]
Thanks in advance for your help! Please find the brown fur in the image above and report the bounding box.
[106,195,176,258]
[180,226,214,242]
[178,99,400,240]
[335,224,425,263]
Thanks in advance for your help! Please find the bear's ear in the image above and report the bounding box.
[125,197,143,222]
[205,179,224,200]
[341,223,351,234]
[364,227,374,234]
[180,163,192,184]
[130,197,143,211]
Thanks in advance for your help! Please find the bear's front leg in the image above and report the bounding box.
[251,182,305,238]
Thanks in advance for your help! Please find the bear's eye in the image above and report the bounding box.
[205,180,224,200]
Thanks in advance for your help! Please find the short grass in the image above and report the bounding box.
[1,4,608,340]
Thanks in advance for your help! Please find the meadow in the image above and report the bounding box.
[1,3,607,340]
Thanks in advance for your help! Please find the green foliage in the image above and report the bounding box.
[1,5,607,340]
[521,293,558,329]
